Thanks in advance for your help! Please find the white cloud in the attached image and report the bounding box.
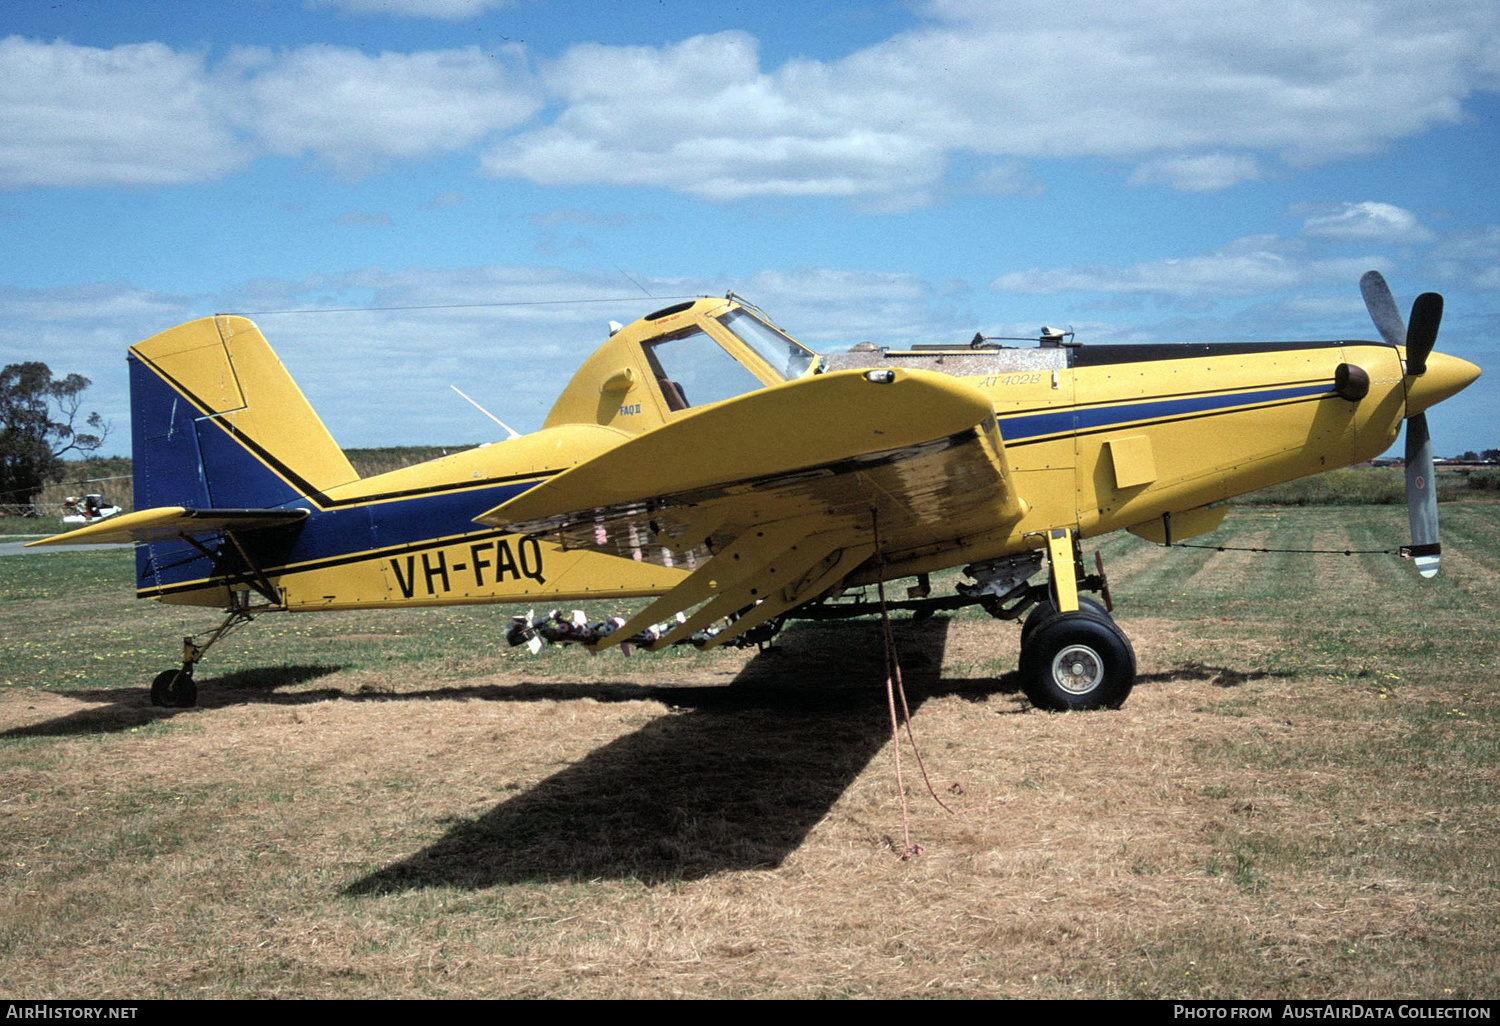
[963,161,1045,198]
[2,0,1497,203]
[333,210,393,226]
[479,0,1500,203]
[1430,225,1500,290]
[481,33,947,202]
[0,282,203,452]
[0,265,977,448]
[252,264,984,442]
[727,269,957,346]
[11,258,1494,451]
[529,208,630,228]
[0,37,250,188]
[1301,201,1434,243]
[227,44,540,175]
[990,239,1378,298]
[0,37,540,189]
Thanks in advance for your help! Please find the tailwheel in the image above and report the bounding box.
[148,607,257,709]
[150,668,197,709]
[1020,610,1136,711]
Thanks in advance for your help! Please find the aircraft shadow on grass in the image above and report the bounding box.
[345,617,986,891]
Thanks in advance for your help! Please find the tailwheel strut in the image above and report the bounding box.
[149,607,257,709]
[1017,528,1136,712]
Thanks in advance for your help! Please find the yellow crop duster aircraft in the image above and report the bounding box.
[31,272,1480,712]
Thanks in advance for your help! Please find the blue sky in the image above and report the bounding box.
[2,0,1497,455]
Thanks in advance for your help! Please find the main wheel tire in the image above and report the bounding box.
[1020,596,1110,647]
[1020,611,1136,711]
[149,669,197,709]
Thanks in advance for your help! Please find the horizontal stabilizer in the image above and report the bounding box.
[25,506,309,547]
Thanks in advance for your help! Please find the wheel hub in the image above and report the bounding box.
[1051,643,1104,695]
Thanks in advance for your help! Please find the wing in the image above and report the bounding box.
[25,506,309,546]
[474,368,1026,650]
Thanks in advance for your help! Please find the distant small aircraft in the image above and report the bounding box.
[32,273,1480,711]
[60,493,122,525]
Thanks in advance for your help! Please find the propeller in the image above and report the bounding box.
[1359,271,1443,578]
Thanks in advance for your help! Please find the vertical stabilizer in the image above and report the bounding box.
[130,316,358,510]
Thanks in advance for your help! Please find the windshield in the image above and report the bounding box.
[717,308,816,380]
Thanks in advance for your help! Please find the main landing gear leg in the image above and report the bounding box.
[150,608,256,709]
[1018,528,1137,711]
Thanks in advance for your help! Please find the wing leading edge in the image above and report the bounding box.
[475,368,1026,649]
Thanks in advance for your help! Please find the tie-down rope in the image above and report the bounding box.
[870,510,957,859]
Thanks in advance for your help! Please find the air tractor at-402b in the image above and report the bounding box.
[33,273,1480,712]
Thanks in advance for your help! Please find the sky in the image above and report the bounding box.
[2,0,1497,457]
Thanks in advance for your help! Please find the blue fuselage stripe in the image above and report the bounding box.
[998,382,1332,442]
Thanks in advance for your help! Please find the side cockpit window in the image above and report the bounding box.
[644,329,767,411]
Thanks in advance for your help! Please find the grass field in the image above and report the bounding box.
[1,503,1497,998]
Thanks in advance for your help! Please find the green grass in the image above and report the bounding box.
[0,520,53,537]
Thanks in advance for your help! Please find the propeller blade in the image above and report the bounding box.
[1404,292,1443,377]
[1404,413,1440,578]
[1360,270,1407,346]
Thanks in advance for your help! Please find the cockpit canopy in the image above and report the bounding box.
[543,295,818,431]
[646,305,816,411]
